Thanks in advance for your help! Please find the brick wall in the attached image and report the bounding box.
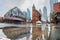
[32,8,41,23]
[53,2,60,13]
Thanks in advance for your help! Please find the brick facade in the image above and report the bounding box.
[53,2,60,13]
[51,2,60,23]
[32,7,41,23]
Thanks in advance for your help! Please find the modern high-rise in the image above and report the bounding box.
[43,6,48,21]
[25,8,31,22]
[39,9,42,15]
[26,8,31,20]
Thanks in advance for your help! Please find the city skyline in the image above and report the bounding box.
[0,0,60,21]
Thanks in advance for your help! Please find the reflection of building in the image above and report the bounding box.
[32,27,42,40]
[32,25,48,40]
[32,4,41,23]
[3,27,30,39]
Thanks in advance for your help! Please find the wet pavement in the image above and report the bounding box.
[49,24,60,40]
[0,23,32,40]
[0,23,60,40]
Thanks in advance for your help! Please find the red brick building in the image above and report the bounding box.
[53,2,60,13]
[32,5,41,23]
[51,2,60,23]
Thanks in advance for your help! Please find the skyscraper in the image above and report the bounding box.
[25,8,31,22]
[26,8,31,20]
[43,6,48,21]
[39,9,42,15]
[50,0,58,12]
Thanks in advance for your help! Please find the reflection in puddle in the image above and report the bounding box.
[32,24,50,40]
[2,26,31,40]
[0,23,51,40]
